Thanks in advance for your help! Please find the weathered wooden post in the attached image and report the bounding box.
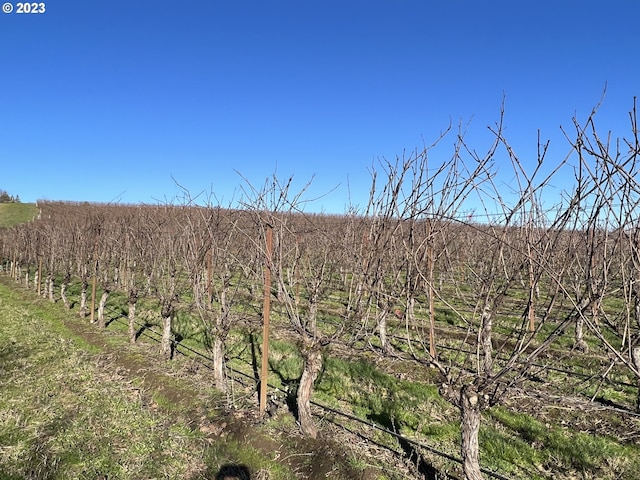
[426,218,436,359]
[259,224,273,416]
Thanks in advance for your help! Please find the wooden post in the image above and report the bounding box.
[428,241,436,359]
[295,232,300,305]
[207,246,213,299]
[260,224,273,416]
[37,257,42,296]
[527,242,536,332]
[426,219,436,359]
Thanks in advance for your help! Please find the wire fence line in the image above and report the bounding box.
[15,282,508,480]
[383,331,639,392]
[312,306,637,392]
[6,275,640,478]
[109,314,514,480]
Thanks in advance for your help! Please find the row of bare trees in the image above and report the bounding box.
[1,99,639,479]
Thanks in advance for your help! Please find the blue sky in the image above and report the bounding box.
[1,1,638,213]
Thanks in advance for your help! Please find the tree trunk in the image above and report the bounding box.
[631,342,640,412]
[377,305,390,353]
[48,275,54,302]
[574,314,589,352]
[297,344,323,439]
[460,384,484,480]
[37,258,42,296]
[60,282,70,309]
[145,274,153,296]
[128,298,137,344]
[573,298,590,352]
[212,335,227,393]
[97,291,110,328]
[161,315,173,360]
[480,305,493,373]
[79,281,88,318]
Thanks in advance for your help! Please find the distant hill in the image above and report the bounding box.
[0,203,39,227]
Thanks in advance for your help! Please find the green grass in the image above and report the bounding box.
[0,282,295,480]
[0,203,38,227]
[0,298,203,478]
[485,407,640,479]
[316,357,457,445]
[212,316,640,479]
[6,263,640,480]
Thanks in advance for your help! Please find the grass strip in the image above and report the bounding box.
[0,282,291,479]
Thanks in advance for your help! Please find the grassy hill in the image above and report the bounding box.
[0,203,39,227]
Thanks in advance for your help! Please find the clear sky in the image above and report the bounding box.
[1,1,638,213]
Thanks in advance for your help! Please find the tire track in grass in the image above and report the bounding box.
[0,291,213,479]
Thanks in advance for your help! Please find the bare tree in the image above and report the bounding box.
[180,195,247,393]
[357,104,612,480]
[566,98,640,411]
[240,174,343,438]
[58,220,76,310]
[146,205,187,360]
[122,208,153,343]
[75,216,97,319]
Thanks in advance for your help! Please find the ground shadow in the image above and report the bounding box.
[105,315,120,328]
[248,332,298,416]
[267,357,304,418]
[248,332,260,387]
[170,333,183,359]
[215,463,251,480]
[134,321,154,341]
[368,411,441,480]
[593,395,632,412]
